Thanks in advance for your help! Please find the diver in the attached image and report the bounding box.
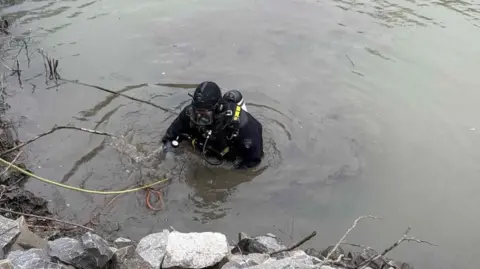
[161,81,263,169]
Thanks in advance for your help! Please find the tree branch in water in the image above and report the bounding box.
[60,78,176,114]
[269,231,317,255]
[325,215,381,261]
[0,207,94,231]
[0,125,116,157]
[356,226,437,269]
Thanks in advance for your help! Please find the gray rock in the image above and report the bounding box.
[114,237,133,248]
[81,232,114,268]
[272,250,321,263]
[222,253,271,269]
[14,217,47,250]
[7,248,70,269]
[8,244,23,253]
[352,251,386,269]
[48,234,115,269]
[114,246,153,269]
[239,232,249,241]
[271,249,301,260]
[247,256,317,269]
[163,231,229,268]
[0,260,13,269]
[0,215,20,259]
[5,250,24,262]
[48,237,85,266]
[388,260,413,269]
[305,248,323,259]
[136,229,169,268]
[248,236,286,253]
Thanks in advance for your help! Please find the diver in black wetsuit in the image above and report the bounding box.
[161,81,264,169]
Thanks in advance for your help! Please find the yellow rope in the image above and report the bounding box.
[0,157,169,195]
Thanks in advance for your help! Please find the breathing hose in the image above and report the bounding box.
[201,130,224,166]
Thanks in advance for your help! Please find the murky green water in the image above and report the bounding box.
[1,0,480,268]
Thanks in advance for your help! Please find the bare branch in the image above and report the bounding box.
[346,54,355,68]
[0,185,5,200]
[0,125,117,157]
[325,215,381,260]
[0,207,94,231]
[38,48,49,84]
[269,231,317,255]
[0,150,22,176]
[356,227,437,269]
[0,60,13,71]
[60,78,176,114]
[21,39,31,68]
[340,242,389,264]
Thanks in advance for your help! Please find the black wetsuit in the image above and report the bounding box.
[162,106,264,169]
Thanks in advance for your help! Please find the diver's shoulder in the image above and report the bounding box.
[240,110,262,129]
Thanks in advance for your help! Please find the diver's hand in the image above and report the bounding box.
[233,160,248,170]
[234,159,260,170]
[162,140,174,153]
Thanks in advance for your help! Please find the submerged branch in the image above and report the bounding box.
[0,150,22,175]
[269,231,317,255]
[325,215,381,261]
[0,125,117,157]
[356,227,437,269]
[0,207,94,231]
[60,78,176,114]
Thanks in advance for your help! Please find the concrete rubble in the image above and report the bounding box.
[0,215,416,269]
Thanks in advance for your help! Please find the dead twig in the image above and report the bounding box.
[38,49,60,84]
[356,226,437,269]
[346,54,355,68]
[325,215,381,261]
[0,185,5,200]
[27,224,77,230]
[30,83,36,93]
[269,231,317,255]
[22,39,31,68]
[15,58,22,88]
[0,207,94,231]
[0,150,22,176]
[0,60,13,71]
[0,125,117,157]
[340,242,389,265]
[39,49,49,84]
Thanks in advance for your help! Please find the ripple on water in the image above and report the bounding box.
[328,0,480,28]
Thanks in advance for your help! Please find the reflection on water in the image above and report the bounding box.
[79,83,149,118]
[186,164,264,223]
[332,0,479,28]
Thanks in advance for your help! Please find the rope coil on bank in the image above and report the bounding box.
[0,157,168,209]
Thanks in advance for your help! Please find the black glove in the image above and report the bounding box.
[234,159,261,170]
[161,134,170,144]
[233,160,248,170]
